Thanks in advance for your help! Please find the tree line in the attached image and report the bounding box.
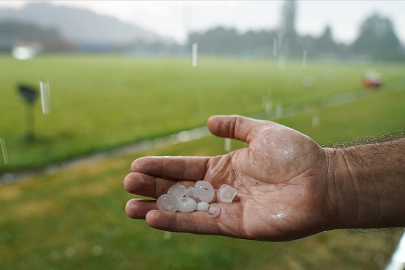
[188,13,404,61]
[0,12,403,61]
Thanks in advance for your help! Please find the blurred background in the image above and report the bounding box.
[0,1,404,269]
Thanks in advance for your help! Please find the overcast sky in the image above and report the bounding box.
[0,1,404,45]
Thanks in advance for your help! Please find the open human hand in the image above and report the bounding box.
[124,115,335,241]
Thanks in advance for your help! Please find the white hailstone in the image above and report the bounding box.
[178,197,197,213]
[185,186,194,197]
[167,184,186,199]
[194,180,215,203]
[156,194,179,213]
[207,203,221,217]
[196,202,209,211]
[185,186,200,202]
[217,184,238,203]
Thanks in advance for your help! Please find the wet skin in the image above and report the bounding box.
[124,115,335,241]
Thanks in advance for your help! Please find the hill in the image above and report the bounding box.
[0,2,173,45]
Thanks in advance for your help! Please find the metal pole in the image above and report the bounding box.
[26,103,35,141]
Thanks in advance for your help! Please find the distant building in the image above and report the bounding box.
[17,38,76,52]
[78,43,111,53]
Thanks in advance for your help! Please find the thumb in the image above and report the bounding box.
[207,115,267,143]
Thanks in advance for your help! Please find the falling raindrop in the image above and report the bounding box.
[302,75,315,88]
[65,246,76,258]
[275,105,283,118]
[325,70,336,81]
[39,76,51,114]
[163,231,172,240]
[264,89,272,114]
[224,138,231,152]
[0,138,9,165]
[191,43,198,67]
[48,250,60,261]
[311,114,320,128]
[278,55,285,70]
[91,245,103,256]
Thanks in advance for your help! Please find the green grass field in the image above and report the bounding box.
[0,55,405,269]
[1,85,405,269]
[1,54,404,173]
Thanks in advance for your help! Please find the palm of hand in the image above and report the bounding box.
[125,116,332,241]
[206,124,331,241]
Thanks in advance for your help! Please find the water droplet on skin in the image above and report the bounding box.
[271,212,286,220]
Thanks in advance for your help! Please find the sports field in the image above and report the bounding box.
[1,55,404,173]
[0,55,404,269]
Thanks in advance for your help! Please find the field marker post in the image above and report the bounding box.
[17,84,38,142]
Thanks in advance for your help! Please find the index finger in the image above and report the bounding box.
[131,156,209,180]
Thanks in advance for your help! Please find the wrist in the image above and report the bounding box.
[325,140,405,230]
[324,147,378,230]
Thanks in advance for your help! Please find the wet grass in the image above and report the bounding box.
[0,84,404,269]
[1,54,404,173]
[278,83,405,145]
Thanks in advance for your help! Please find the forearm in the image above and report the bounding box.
[326,139,405,229]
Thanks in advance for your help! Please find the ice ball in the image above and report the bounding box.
[208,203,221,217]
[217,184,238,203]
[185,186,200,202]
[194,180,215,203]
[196,202,209,211]
[156,194,179,213]
[185,186,194,197]
[167,184,186,199]
[178,197,197,213]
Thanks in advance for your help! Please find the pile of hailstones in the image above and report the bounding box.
[156,181,238,217]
